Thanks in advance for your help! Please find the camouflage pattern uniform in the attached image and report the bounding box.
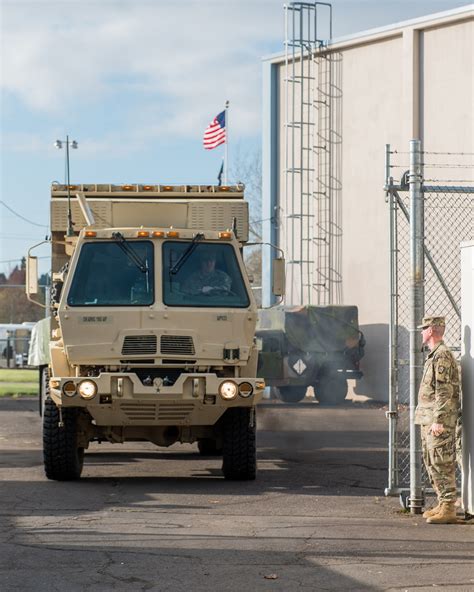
[183,270,231,295]
[415,317,460,504]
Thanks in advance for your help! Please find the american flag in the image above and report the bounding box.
[203,110,226,150]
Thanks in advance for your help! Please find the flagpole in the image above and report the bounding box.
[224,100,229,185]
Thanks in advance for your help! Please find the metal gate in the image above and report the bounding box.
[385,140,474,512]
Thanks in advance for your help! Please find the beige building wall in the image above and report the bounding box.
[264,7,474,401]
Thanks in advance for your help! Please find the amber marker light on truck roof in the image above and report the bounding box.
[84,231,97,238]
[122,185,134,191]
[153,231,165,238]
[137,230,149,237]
[218,231,232,240]
[167,230,180,238]
[142,185,154,191]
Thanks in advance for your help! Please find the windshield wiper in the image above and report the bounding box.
[112,232,148,273]
[169,233,204,275]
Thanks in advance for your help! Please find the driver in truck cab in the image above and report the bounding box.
[183,251,231,295]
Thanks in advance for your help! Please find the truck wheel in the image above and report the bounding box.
[276,386,307,403]
[197,438,222,456]
[222,407,256,480]
[43,398,84,480]
[315,374,348,405]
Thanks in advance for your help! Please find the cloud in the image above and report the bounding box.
[1,0,283,142]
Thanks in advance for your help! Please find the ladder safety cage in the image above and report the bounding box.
[284,2,342,306]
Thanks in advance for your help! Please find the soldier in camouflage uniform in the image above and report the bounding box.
[414,316,461,524]
[182,252,231,296]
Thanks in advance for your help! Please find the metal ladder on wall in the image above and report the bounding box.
[284,1,337,305]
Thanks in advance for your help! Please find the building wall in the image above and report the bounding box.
[263,8,474,401]
[421,19,473,155]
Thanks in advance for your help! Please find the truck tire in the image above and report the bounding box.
[276,385,307,403]
[222,407,256,480]
[43,398,84,480]
[315,374,348,405]
[197,438,222,456]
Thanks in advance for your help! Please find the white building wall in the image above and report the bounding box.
[422,19,474,157]
[263,7,474,401]
[339,35,405,398]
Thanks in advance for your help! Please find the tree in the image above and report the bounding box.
[0,264,46,323]
[230,146,263,306]
[230,146,262,241]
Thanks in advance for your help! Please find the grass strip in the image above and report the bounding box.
[0,383,37,396]
[0,369,38,383]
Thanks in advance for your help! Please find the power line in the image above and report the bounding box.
[0,234,44,242]
[0,200,49,229]
[0,256,50,265]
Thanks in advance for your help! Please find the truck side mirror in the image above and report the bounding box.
[272,257,285,297]
[26,256,39,295]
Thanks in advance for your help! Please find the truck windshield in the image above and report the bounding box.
[67,241,154,306]
[163,241,250,308]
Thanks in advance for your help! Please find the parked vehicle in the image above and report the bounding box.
[257,305,365,404]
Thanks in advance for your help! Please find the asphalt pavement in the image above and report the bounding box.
[0,398,472,592]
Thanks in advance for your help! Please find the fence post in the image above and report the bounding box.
[409,139,424,514]
[386,144,399,495]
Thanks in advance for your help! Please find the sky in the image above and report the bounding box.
[0,0,470,277]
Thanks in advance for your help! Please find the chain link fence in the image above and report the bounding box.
[385,142,474,509]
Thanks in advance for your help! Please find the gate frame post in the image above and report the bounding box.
[409,138,424,514]
[385,143,399,495]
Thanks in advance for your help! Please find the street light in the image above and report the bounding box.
[54,135,78,236]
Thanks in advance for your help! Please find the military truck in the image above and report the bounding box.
[257,305,365,404]
[26,183,284,481]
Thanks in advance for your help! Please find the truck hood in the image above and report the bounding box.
[59,307,257,367]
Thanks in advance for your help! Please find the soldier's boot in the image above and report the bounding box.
[426,502,458,524]
[422,503,441,519]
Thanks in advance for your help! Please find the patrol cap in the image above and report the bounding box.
[417,316,446,329]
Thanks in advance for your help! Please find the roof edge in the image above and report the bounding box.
[262,3,474,63]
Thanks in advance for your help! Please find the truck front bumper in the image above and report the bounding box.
[49,372,264,426]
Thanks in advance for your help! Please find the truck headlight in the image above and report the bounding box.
[78,380,97,400]
[238,382,253,398]
[219,380,238,400]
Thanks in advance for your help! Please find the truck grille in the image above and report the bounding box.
[121,335,157,355]
[120,402,157,421]
[120,402,195,422]
[160,335,195,356]
[157,403,195,421]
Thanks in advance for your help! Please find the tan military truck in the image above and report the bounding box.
[26,183,284,481]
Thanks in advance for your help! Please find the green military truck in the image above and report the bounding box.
[26,183,285,481]
[257,305,365,404]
